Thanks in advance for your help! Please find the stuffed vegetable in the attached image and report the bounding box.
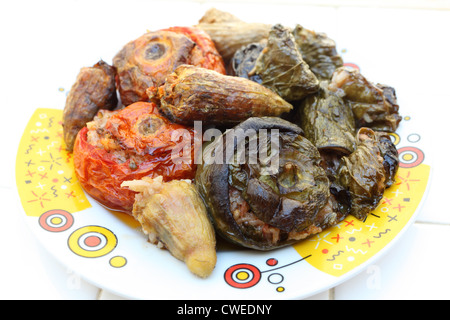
[292,24,343,80]
[335,128,391,221]
[113,26,225,106]
[122,176,217,278]
[375,131,400,188]
[148,64,293,126]
[195,117,344,250]
[63,60,118,151]
[297,81,356,155]
[73,102,197,213]
[329,66,402,132]
[197,8,271,63]
[230,24,319,101]
[252,24,320,101]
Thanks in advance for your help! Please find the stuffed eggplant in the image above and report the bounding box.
[329,66,402,132]
[195,117,344,250]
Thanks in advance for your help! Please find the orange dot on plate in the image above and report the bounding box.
[84,236,101,247]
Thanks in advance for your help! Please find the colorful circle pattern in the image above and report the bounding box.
[68,226,117,258]
[224,264,261,289]
[224,258,294,292]
[397,146,424,168]
[39,209,74,232]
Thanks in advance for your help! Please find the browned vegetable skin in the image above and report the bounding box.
[195,117,340,250]
[62,60,117,151]
[122,176,217,278]
[197,8,271,63]
[329,67,402,132]
[113,31,196,106]
[252,24,320,101]
[375,131,399,188]
[148,65,293,126]
[198,7,242,24]
[336,128,387,221]
[292,25,343,80]
[112,27,226,106]
[297,81,356,155]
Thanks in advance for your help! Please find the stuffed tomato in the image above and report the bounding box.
[73,101,197,213]
[113,26,226,106]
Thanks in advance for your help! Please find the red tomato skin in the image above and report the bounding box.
[73,102,197,213]
[163,26,226,75]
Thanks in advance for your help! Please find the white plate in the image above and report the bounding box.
[15,103,431,300]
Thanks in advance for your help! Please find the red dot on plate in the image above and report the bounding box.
[266,258,278,266]
[52,178,59,183]
[322,249,329,254]
[84,236,101,247]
